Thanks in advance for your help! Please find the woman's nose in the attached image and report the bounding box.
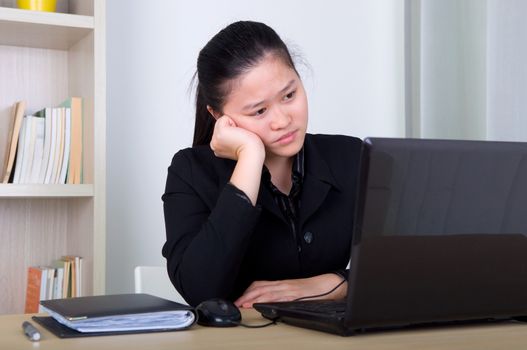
[270,107,291,130]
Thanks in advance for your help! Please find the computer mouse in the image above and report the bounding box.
[195,298,241,327]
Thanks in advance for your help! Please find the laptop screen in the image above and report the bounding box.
[347,138,527,328]
[359,138,527,236]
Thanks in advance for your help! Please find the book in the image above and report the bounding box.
[2,101,26,183]
[44,108,58,184]
[38,294,196,333]
[37,107,52,183]
[62,259,71,298]
[53,267,64,300]
[25,119,34,183]
[51,108,64,184]
[14,115,47,184]
[29,116,45,183]
[59,107,71,184]
[24,266,51,313]
[25,267,44,313]
[53,259,69,299]
[20,116,38,183]
[62,255,78,297]
[77,256,82,297]
[46,267,55,301]
[12,116,28,184]
[59,97,82,184]
[39,268,49,311]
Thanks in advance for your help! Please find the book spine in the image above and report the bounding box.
[12,117,27,184]
[59,108,71,184]
[38,108,52,183]
[51,108,64,184]
[29,117,45,183]
[2,101,26,183]
[24,267,42,313]
[19,116,36,184]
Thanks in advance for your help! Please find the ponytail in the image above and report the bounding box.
[193,86,215,146]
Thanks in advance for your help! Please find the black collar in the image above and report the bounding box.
[261,146,305,196]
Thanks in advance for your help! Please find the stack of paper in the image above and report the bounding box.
[42,306,194,332]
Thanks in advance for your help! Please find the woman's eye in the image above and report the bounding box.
[284,90,296,100]
[254,108,267,116]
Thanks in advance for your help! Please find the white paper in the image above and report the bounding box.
[42,306,195,333]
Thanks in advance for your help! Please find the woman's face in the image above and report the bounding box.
[220,55,308,161]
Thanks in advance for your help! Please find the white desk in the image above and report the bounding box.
[2,309,527,349]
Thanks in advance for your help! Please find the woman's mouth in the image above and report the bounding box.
[275,130,297,145]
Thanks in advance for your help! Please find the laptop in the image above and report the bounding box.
[254,137,527,336]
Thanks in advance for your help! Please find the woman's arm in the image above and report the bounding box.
[210,115,265,204]
[234,273,348,308]
[162,154,260,306]
[163,116,265,306]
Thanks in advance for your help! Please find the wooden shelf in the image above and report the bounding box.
[0,7,93,49]
[0,184,94,198]
[0,0,104,314]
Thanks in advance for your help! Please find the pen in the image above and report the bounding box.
[22,321,41,341]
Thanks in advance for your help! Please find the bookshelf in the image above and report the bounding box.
[0,0,105,314]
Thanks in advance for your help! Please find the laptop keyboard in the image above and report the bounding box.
[275,300,347,315]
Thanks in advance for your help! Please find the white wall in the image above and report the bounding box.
[106,0,405,294]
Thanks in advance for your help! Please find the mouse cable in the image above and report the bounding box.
[227,278,346,328]
[291,278,347,302]
[228,319,277,328]
[227,278,345,328]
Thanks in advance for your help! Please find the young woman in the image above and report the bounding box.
[162,21,362,308]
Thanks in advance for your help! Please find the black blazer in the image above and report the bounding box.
[162,133,362,306]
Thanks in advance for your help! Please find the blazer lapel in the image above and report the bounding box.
[299,135,341,227]
[299,176,331,227]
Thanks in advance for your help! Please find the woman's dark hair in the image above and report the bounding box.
[193,21,298,146]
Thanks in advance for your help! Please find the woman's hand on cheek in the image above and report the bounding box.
[210,115,265,161]
[234,274,348,309]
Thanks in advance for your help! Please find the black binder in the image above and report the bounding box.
[33,293,196,338]
[32,315,193,338]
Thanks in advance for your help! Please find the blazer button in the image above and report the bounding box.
[303,231,313,244]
